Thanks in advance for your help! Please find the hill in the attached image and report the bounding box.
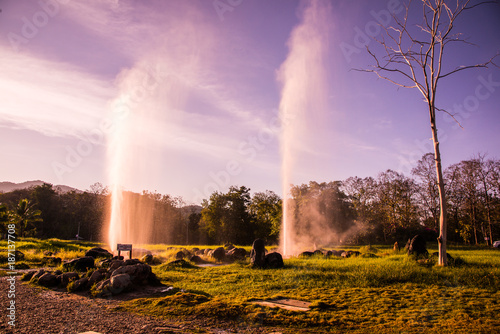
[0,180,82,194]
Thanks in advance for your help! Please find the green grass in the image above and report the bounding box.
[2,239,499,333]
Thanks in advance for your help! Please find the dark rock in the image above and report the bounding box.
[54,270,63,275]
[33,269,46,279]
[108,259,125,272]
[175,251,185,260]
[88,269,107,286]
[58,272,80,287]
[124,259,142,266]
[408,235,428,257]
[324,250,333,257]
[341,251,361,258]
[331,250,344,257]
[21,271,36,281]
[63,256,95,272]
[226,247,247,261]
[250,239,266,268]
[299,251,314,258]
[109,274,133,294]
[112,255,124,261]
[38,272,59,287]
[314,250,324,256]
[265,252,284,269]
[111,263,153,285]
[72,277,89,291]
[141,254,154,264]
[13,250,24,261]
[189,255,205,264]
[211,247,226,262]
[93,279,111,296]
[224,243,235,251]
[85,247,113,259]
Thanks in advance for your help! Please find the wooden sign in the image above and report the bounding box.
[116,243,132,259]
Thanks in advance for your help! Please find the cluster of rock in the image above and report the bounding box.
[299,249,362,258]
[22,247,161,297]
[250,239,284,269]
[172,244,248,264]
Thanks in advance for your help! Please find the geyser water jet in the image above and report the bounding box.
[278,0,332,256]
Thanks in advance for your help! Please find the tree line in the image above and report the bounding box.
[1,153,499,245]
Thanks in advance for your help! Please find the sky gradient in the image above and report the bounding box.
[1,0,499,204]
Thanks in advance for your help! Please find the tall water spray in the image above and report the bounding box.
[279,0,331,256]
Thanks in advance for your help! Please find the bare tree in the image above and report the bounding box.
[358,0,499,265]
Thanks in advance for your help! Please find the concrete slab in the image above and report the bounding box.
[249,298,311,311]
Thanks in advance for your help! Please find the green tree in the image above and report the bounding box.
[201,186,254,245]
[249,190,282,244]
[12,199,42,237]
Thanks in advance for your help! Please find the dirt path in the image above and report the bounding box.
[0,276,281,334]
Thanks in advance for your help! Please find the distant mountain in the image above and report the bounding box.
[0,180,82,194]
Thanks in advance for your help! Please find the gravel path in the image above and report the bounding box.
[0,276,281,334]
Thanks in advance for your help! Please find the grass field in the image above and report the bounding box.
[1,239,499,333]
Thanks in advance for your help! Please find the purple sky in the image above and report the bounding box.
[1,0,499,204]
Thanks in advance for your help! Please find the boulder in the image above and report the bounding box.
[70,277,89,292]
[204,248,213,255]
[58,272,80,287]
[175,251,185,260]
[38,272,59,287]
[341,251,360,258]
[63,256,95,272]
[21,271,37,281]
[109,274,133,294]
[331,250,344,257]
[124,259,142,266]
[314,250,324,256]
[250,239,266,268]
[111,263,153,285]
[224,243,235,251]
[189,255,205,264]
[88,269,107,286]
[211,247,226,262]
[265,252,284,269]
[408,235,428,257]
[226,247,247,261]
[299,251,314,258]
[141,254,154,264]
[85,247,113,259]
[33,269,46,279]
[108,259,125,272]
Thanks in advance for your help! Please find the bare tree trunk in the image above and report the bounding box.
[431,117,447,266]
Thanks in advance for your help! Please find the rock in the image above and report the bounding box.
[108,259,125,272]
[204,248,212,255]
[299,251,315,258]
[85,247,113,259]
[111,263,153,285]
[109,274,133,294]
[314,250,324,256]
[211,247,226,262]
[394,241,400,251]
[63,256,95,272]
[38,272,59,287]
[331,250,344,257]
[70,277,89,292]
[250,239,266,268]
[21,271,36,281]
[265,252,284,269]
[112,255,124,261]
[88,269,107,286]
[224,243,235,251]
[42,256,62,266]
[58,272,80,287]
[226,247,247,261]
[341,251,360,258]
[189,255,205,264]
[408,235,428,257]
[33,269,46,279]
[175,251,185,260]
[141,254,154,264]
[124,258,142,266]
[14,250,25,261]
